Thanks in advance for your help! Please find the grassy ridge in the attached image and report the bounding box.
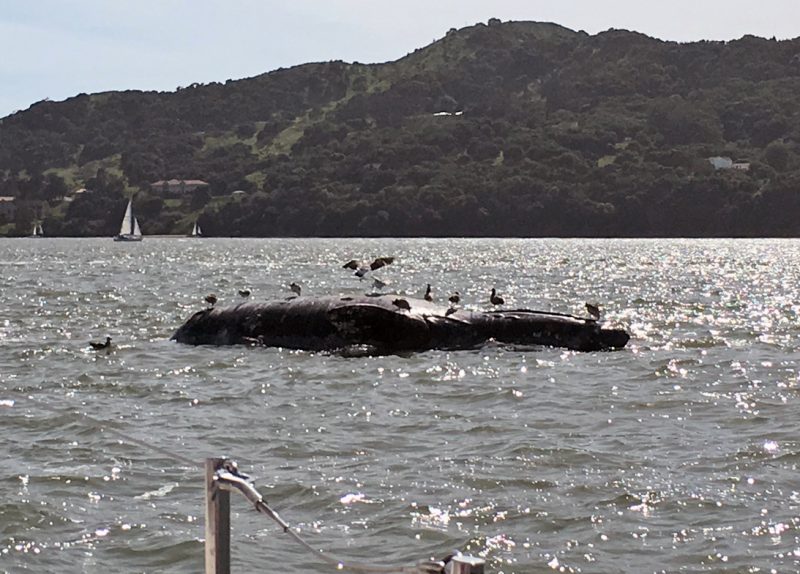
[1,20,799,237]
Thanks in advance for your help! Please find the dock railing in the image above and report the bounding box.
[21,398,486,574]
[204,457,486,574]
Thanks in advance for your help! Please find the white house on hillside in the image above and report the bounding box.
[708,156,733,170]
[150,179,209,194]
[708,156,751,172]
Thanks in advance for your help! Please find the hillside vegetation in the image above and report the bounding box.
[2,20,800,237]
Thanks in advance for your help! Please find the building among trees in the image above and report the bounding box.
[150,179,209,194]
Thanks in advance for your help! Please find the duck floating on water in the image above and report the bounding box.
[89,336,112,350]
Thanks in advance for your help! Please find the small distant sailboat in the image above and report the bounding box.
[114,198,143,242]
[188,221,203,238]
[30,222,44,238]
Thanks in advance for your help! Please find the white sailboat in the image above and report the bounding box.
[30,222,44,238]
[114,198,143,242]
[188,221,203,237]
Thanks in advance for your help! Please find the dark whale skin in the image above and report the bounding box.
[171,294,630,353]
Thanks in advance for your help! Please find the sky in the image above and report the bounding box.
[1,0,799,118]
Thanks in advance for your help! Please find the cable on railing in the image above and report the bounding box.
[22,397,482,574]
[212,459,451,574]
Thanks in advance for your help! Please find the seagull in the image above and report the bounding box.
[448,291,460,305]
[445,307,457,317]
[372,277,387,290]
[344,259,371,278]
[89,336,112,350]
[205,294,218,308]
[585,302,601,321]
[490,288,504,306]
[290,282,302,296]
[392,298,411,311]
[345,257,395,278]
[369,256,394,271]
[342,259,360,270]
[238,289,251,298]
[424,284,433,302]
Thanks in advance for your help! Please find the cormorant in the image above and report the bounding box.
[490,288,504,306]
[90,336,112,350]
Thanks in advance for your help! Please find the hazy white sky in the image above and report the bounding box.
[2,0,799,118]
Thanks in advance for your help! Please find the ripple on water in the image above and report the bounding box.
[3,238,800,572]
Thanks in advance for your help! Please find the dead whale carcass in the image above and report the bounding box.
[171,294,630,353]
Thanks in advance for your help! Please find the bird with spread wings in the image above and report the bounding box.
[342,256,395,278]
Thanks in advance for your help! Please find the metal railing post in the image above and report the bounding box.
[450,554,485,573]
[205,458,231,574]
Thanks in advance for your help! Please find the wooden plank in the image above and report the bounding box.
[205,458,231,574]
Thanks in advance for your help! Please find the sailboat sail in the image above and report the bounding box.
[119,200,133,235]
[114,199,143,241]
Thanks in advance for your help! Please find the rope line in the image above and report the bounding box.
[23,397,448,574]
[213,465,444,574]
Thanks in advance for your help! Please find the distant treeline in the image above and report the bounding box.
[1,20,800,237]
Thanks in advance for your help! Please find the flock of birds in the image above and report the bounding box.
[197,256,512,314]
[89,256,602,351]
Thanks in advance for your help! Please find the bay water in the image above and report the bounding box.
[1,238,798,573]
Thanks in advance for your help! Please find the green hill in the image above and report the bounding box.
[1,19,800,237]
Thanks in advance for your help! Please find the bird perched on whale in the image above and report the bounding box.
[424,284,433,302]
[449,291,460,305]
[585,302,601,321]
[205,294,218,308]
[290,282,302,296]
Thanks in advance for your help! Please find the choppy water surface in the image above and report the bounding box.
[1,238,799,573]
